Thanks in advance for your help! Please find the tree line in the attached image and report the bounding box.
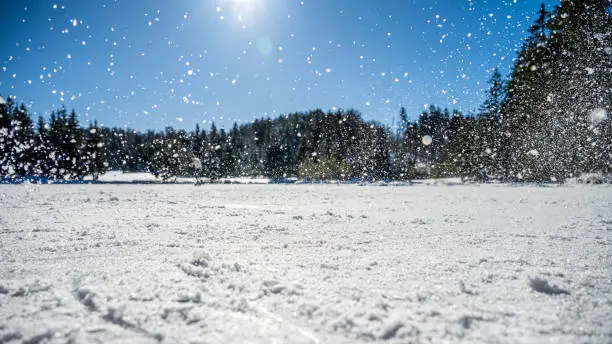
[0,103,107,180]
[0,0,610,183]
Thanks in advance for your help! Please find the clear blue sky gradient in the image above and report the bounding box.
[1,0,559,131]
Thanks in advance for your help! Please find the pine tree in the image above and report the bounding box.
[399,106,408,133]
[204,122,222,179]
[503,3,554,181]
[68,110,85,178]
[84,121,108,180]
[188,124,205,179]
[149,127,193,180]
[33,116,51,177]
[229,123,242,177]
[501,1,612,181]
[545,0,612,176]
[0,97,15,176]
[47,108,85,179]
[476,69,506,180]
[447,116,479,180]
[529,3,549,42]
[10,104,35,176]
[479,69,505,118]
[391,106,413,179]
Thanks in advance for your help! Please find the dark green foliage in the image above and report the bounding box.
[84,121,108,180]
[46,108,85,179]
[446,69,506,181]
[502,0,612,181]
[1,103,108,180]
[299,157,351,180]
[149,127,194,181]
[0,97,16,175]
[33,116,52,176]
[0,99,34,176]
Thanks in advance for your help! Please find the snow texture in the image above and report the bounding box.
[0,183,611,343]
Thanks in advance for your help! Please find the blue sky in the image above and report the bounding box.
[1,0,559,131]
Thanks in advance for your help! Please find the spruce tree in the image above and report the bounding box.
[545,0,612,176]
[84,121,108,180]
[10,104,35,176]
[0,97,14,176]
[502,0,611,181]
[33,116,51,177]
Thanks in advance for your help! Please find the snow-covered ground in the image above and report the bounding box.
[94,171,162,183]
[0,183,610,343]
[90,171,275,185]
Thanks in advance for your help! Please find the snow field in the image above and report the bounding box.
[0,183,610,343]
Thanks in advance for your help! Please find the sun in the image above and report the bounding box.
[230,0,260,13]
[223,0,266,28]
